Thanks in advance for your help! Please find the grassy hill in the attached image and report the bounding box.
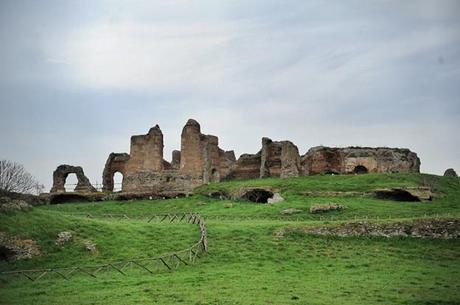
[0,173,459,305]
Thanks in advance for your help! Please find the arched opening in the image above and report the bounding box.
[113,172,123,192]
[211,168,220,183]
[374,189,421,202]
[64,173,78,192]
[353,165,369,174]
[241,189,274,203]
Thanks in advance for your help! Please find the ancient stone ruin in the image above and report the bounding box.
[50,165,96,193]
[301,146,420,175]
[50,119,421,195]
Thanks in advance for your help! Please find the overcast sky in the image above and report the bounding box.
[1,0,459,191]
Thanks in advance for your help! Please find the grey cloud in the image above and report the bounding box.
[0,0,459,190]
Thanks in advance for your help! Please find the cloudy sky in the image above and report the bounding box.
[1,0,459,190]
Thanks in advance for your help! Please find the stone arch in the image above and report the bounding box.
[113,172,124,192]
[240,188,274,203]
[210,168,220,182]
[353,165,369,174]
[50,165,96,193]
[102,153,130,192]
[64,173,78,192]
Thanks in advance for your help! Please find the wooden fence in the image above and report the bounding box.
[0,213,208,282]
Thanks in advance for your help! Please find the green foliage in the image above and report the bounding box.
[0,173,459,305]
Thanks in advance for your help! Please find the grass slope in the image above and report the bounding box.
[0,173,459,305]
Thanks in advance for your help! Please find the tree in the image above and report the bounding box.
[0,160,44,194]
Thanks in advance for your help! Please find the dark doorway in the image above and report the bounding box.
[241,189,274,203]
[353,165,369,174]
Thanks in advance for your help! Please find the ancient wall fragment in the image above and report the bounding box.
[232,153,262,180]
[260,138,301,178]
[218,150,236,181]
[280,141,301,178]
[50,165,97,193]
[125,125,164,174]
[260,138,282,178]
[301,146,420,175]
[202,134,220,183]
[121,125,166,192]
[301,147,343,175]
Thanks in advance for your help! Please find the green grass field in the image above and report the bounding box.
[0,173,459,305]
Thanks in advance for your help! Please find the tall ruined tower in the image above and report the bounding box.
[180,119,204,175]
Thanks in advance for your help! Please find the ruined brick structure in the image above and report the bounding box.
[301,146,421,175]
[100,119,236,194]
[50,165,96,193]
[50,119,421,194]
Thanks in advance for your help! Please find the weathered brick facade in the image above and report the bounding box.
[50,119,421,194]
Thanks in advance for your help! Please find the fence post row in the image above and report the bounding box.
[0,213,208,282]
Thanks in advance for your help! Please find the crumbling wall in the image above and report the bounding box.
[218,150,236,181]
[280,141,301,178]
[301,146,420,175]
[50,165,96,193]
[121,170,201,195]
[260,138,282,178]
[301,147,343,175]
[179,119,236,184]
[53,119,422,197]
[114,119,236,193]
[125,125,164,174]
[122,125,166,192]
[232,153,262,180]
[202,135,221,183]
[260,138,301,178]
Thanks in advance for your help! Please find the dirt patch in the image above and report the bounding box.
[276,219,460,239]
[0,232,40,261]
[309,203,346,214]
[302,187,434,202]
[0,198,31,213]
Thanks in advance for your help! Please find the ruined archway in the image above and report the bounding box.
[353,165,369,174]
[241,188,274,203]
[102,153,129,192]
[113,172,123,192]
[50,165,96,193]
